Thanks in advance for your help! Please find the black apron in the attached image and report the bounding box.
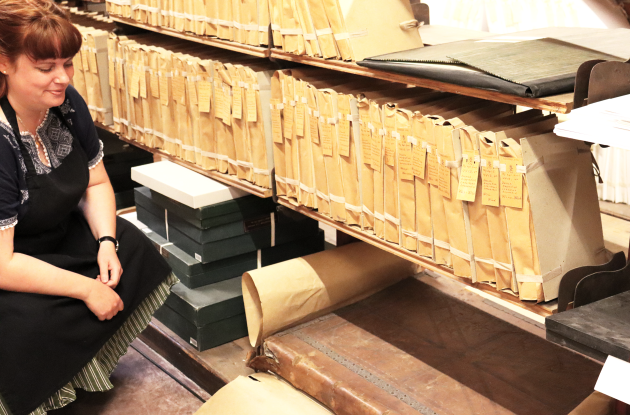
[0,97,171,415]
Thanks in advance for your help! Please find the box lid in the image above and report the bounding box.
[131,161,249,208]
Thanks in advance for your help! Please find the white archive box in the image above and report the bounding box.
[131,161,249,208]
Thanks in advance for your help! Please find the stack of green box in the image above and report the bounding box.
[135,187,324,351]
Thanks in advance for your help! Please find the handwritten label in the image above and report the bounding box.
[139,67,147,98]
[309,112,319,144]
[198,80,211,113]
[456,152,480,202]
[398,139,413,181]
[108,59,116,87]
[427,149,439,185]
[500,158,523,208]
[232,80,242,120]
[159,74,169,106]
[321,121,333,156]
[172,74,185,102]
[130,66,140,99]
[412,144,427,179]
[481,156,500,207]
[295,98,305,137]
[89,52,99,74]
[246,87,257,122]
[150,72,160,98]
[438,156,451,199]
[283,104,294,139]
[339,120,351,161]
[371,131,382,173]
[360,115,371,166]
[187,77,197,106]
[271,100,283,144]
[384,134,396,167]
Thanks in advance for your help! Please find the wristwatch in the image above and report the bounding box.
[98,236,119,252]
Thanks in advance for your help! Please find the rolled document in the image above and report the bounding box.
[242,242,419,347]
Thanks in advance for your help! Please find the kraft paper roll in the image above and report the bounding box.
[242,242,419,347]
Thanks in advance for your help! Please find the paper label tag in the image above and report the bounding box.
[427,151,439,185]
[139,68,147,99]
[438,155,451,199]
[309,112,319,144]
[360,115,371,166]
[232,79,242,120]
[384,134,396,167]
[187,77,197,106]
[159,75,169,106]
[130,67,140,99]
[150,72,160,98]
[457,152,480,202]
[271,99,283,144]
[338,114,351,158]
[81,49,89,72]
[321,121,333,156]
[481,156,500,207]
[246,88,257,122]
[398,139,413,181]
[198,80,211,113]
[371,132,382,173]
[172,74,185,102]
[221,84,231,125]
[108,59,116,87]
[500,157,523,208]
[194,253,202,262]
[283,103,294,139]
[295,97,305,137]
[89,52,99,74]
[412,144,427,179]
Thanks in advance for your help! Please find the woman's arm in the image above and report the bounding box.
[78,162,123,288]
[0,226,124,320]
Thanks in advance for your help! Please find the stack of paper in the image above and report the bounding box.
[554,94,630,150]
[273,68,607,302]
[107,31,277,189]
[105,0,424,61]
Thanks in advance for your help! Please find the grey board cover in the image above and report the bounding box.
[137,204,320,263]
[360,27,630,98]
[135,187,275,229]
[166,277,244,327]
[546,290,630,362]
[154,305,247,351]
[143,228,325,288]
[136,187,276,243]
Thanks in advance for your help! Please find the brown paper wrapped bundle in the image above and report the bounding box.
[271,70,289,196]
[305,0,338,58]
[269,0,284,48]
[306,83,330,214]
[147,46,166,150]
[281,75,299,200]
[205,0,218,37]
[357,95,374,232]
[294,79,316,208]
[317,88,346,221]
[258,0,271,46]
[337,93,362,226]
[382,104,400,244]
[217,0,234,40]
[281,0,307,55]
[196,60,218,171]
[295,0,321,57]
[242,242,419,347]
[213,62,236,174]
[228,64,253,182]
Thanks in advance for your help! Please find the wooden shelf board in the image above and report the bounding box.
[270,50,574,114]
[96,123,273,198]
[277,196,556,318]
[110,16,270,58]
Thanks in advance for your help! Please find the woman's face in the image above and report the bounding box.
[1,54,74,112]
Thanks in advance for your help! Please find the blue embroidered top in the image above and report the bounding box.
[0,85,103,230]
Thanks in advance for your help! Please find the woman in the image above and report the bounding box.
[0,1,175,414]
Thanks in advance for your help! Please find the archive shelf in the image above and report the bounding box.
[110,16,270,58]
[96,123,274,198]
[109,17,574,114]
[277,196,557,318]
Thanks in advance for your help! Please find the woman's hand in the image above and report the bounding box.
[97,242,123,289]
[83,279,124,321]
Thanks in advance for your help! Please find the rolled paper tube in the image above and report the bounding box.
[242,242,419,347]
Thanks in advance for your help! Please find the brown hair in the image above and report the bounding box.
[0,0,82,97]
